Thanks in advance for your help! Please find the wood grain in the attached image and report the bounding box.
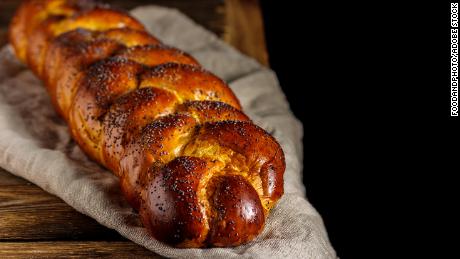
[223,0,268,66]
[0,168,29,186]
[0,241,160,258]
[0,175,124,241]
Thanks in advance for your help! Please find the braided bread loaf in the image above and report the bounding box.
[9,0,285,247]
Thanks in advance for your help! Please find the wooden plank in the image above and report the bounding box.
[105,0,226,37]
[0,168,30,186]
[223,0,268,66]
[0,28,7,47]
[0,182,124,240]
[0,241,161,258]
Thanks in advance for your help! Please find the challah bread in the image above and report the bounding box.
[9,0,285,247]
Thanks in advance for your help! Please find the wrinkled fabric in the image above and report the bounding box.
[0,6,336,258]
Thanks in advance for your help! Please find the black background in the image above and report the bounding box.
[260,2,455,258]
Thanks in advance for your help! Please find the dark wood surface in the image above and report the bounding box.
[0,0,267,257]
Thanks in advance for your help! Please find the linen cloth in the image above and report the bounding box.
[0,5,336,258]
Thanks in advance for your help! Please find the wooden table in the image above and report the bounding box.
[0,0,267,257]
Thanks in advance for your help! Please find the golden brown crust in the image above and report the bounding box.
[102,87,177,173]
[139,63,242,109]
[208,174,265,246]
[44,29,123,117]
[70,57,143,162]
[177,101,250,123]
[140,157,210,247]
[8,0,285,248]
[114,44,198,67]
[120,113,198,210]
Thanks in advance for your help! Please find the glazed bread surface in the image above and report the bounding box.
[9,0,285,247]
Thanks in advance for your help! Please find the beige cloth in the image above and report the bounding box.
[0,5,336,258]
